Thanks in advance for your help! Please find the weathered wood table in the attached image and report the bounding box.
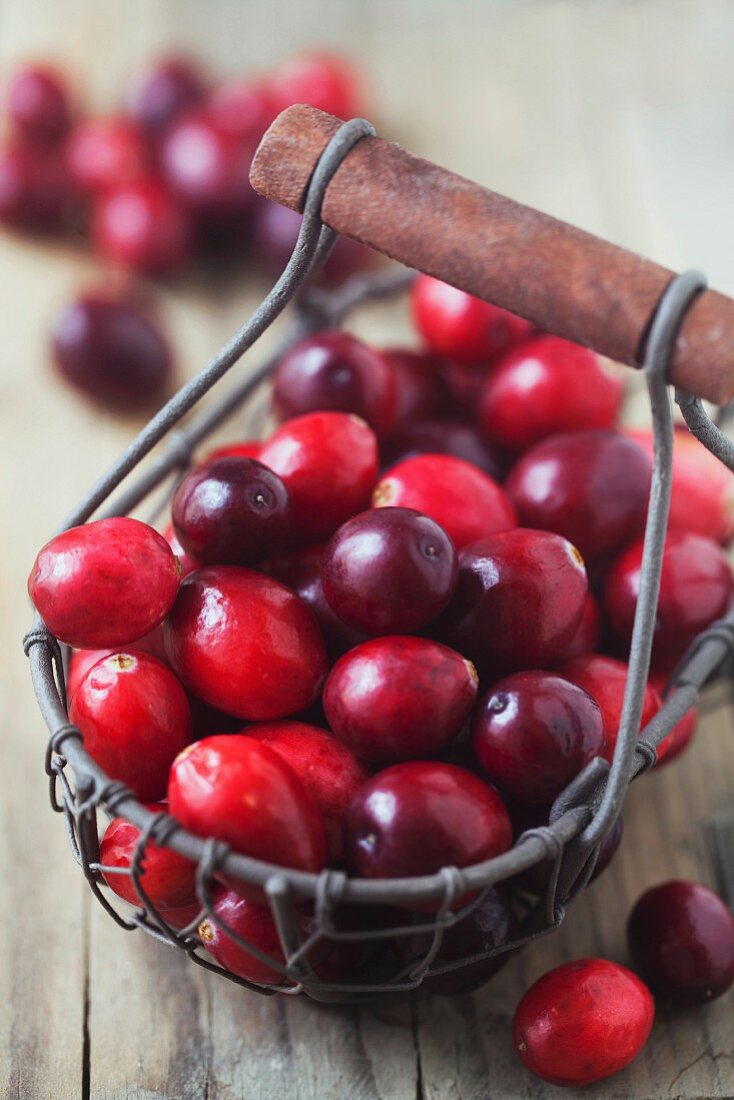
[2,1,734,1096]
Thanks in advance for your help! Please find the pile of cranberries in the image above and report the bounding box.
[28,273,734,1087]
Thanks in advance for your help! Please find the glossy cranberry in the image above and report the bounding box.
[70,653,191,800]
[245,721,369,861]
[164,566,327,720]
[168,735,327,885]
[66,626,168,701]
[273,332,397,439]
[383,348,444,430]
[6,64,71,147]
[627,880,734,1003]
[373,454,515,550]
[411,275,532,366]
[171,457,291,566]
[160,110,255,218]
[605,531,734,664]
[382,419,503,480]
[128,55,207,138]
[0,145,67,232]
[259,412,378,542]
[66,117,147,195]
[100,802,197,911]
[440,529,587,674]
[324,637,478,764]
[209,79,274,143]
[513,958,654,1087]
[559,655,661,762]
[92,177,192,275]
[252,197,372,286]
[29,517,180,649]
[51,291,172,412]
[648,671,698,767]
[479,336,624,453]
[322,508,458,634]
[343,761,511,888]
[473,672,603,806]
[268,52,364,119]
[507,430,651,565]
[204,439,261,462]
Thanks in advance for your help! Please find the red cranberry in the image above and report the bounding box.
[605,531,734,665]
[163,566,327,720]
[473,672,604,806]
[273,332,397,439]
[209,79,274,143]
[479,336,624,453]
[29,517,180,649]
[513,958,654,1086]
[204,439,261,462]
[70,653,191,801]
[100,801,197,911]
[322,508,458,634]
[6,64,71,147]
[127,55,207,138]
[164,899,203,930]
[627,880,734,1003]
[51,291,173,412]
[160,110,255,218]
[343,761,511,894]
[0,145,67,232]
[171,457,291,566]
[383,348,444,430]
[92,176,192,275]
[440,529,587,674]
[506,430,651,563]
[556,592,601,661]
[559,655,661,762]
[245,721,369,861]
[66,625,167,701]
[268,52,364,119]
[252,197,372,286]
[648,671,698,767]
[373,454,515,550]
[382,419,503,481]
[259,412,378,543]
[324,636,478,764]
[439,358,488,419]
[411,275,532,366]
[66,117,147,195]
[167,735,327,886]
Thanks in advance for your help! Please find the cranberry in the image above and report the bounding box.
[473,672,603,806]
[559,655,661,762]
[324,636,478,764]
[479,336,624,453]
[6,64,71,147]
[70,653,191,801]
[92,176,192,275]
[67,626,168,700]
[605,531,734,665]
[51,291,173,412]
[627,880,734,1003]
[163,566,327,720]
[162,522,200,578]
[171,457,291,566]
[164,900,203,930]
[506,430,651,563]
[167,735,327,886]
[160,110,255,219]
[382,419,503,481]
[127,55,207,138]
[383,348,444,430]
[373,454,515,550]
[268,52,364,119]
[0,145,67,232]
[29,517,180,649]
[66,117,147,195]
[100,801,197,911]
[556,592,601,661]
[259,412,378,543]
[411,275,532,366]
[272,332,397,439]
[322,508,458,634]
[513,958,654,1086]
[515,812,623,895]
[209,79,274,143]
[648,671,698,767]
[343,761,511,894]
[252,198,372,286]
[204,439,261,462]
[438,358,488,419]
[245,721,369,861]
[440,529,587,674]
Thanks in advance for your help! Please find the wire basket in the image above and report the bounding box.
[24,117,734,1003]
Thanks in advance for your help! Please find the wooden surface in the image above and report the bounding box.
[2,1,734,1097]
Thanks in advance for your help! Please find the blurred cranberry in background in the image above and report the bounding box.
[252,197,373,284]
[92,176,192,275]
[209,78,275,143]
[0,145,68,232]
[6,63,72,147]
[66,117,147,195]
[127,55,207,139]
[268,51,364,119]
[160,110,256,219]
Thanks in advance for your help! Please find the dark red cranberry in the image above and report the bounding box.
[506,430,652,563]
[273,332,397,439]
[473,672,604,806]
[555,592,601,661]
[66,116,147,195]
[51,291,173,412]
[439,358,488,419]
[92,176,192,275]
[0,145,67,232]
[322,507,458,634]
[324,636,478,764]
[160,110,255,219]
[209,79,274,143]
[411,274,532,365]
[559,655,661,763]
[6,64,71,147]
[171,457,291,566]
[439,529,587,674]
[513,959,655,1086]
[268,52,364,119]
[100,801,197,911]
[252,197,372,285]
[70,653,192,801]
[627,880,734,1003]
[383,348,444,430]
[604,531,734,665]
[128,55,207,138]
[515,813,623,896]
[382,418,503,480]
